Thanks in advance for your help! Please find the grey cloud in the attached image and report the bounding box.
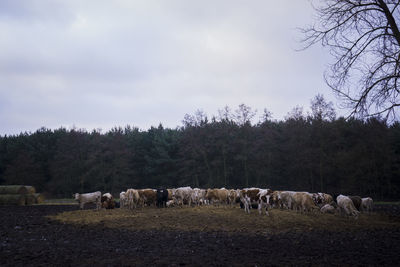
[0,0,75,24]
[0,0,343,135]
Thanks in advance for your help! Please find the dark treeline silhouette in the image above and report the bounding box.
[1,97,399,200]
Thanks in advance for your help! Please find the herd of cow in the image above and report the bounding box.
[73,187,373,218]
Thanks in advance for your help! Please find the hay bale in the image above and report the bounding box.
[24,186,36,194]
[0,194,26,205]
[34,193,45,204]
[25,194,36,205]
[0,185,29,195]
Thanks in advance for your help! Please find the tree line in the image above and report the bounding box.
[0,97,399,200]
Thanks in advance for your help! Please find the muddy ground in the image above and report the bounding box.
[1,204,400,266]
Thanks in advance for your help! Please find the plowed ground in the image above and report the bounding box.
[1,204,400,266]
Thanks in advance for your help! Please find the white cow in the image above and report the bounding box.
[102,193,112,199]
[119,191,127,208]
[126,189,140,209]
[257,189,273,215]
[74,191,101,210]
[337,194,359,218]
[173,187,193,206]
[166,200,175,207]
[191,188,207,206]
[320,203,335,214]
[361,197,373,213]
[278,191,296,209]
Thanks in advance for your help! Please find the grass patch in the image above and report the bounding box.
[375,201,400,205]
[48,206,400,235]
[38,199,78,205]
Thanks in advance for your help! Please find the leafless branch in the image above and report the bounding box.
[302,0,400,121]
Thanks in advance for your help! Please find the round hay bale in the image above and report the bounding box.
[0,185,28,195]
[24,186,36,194]
[34,193,45,204]
[0,194,26,205]
[25,194,36,205]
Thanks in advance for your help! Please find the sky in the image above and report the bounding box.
[0,0,344,135]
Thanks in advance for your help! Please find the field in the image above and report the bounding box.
[1,203,400,266]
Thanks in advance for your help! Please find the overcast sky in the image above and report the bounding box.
[0,0,344,135]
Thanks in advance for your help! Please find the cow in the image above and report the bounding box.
[167,189,174,201]
[361,197,373,213]
[166,199,175,207]
[349,196,362,211]
[320,203,336,214]
[312,193,323,207]
[257,189,273,215]
[240,188,260,214]
[292,192,319,213]
[74,191,101,210]
[126,189,140,209]
[228,189,240,207]
[205,188,229,206]
[119,191,127,208]
[311,193,334,207]
[271,191,283,209]
[102,193,112,199]
[101,193,115,209]
[173,187,192,206]
[278,191,296,210]
[138,189,157,207]
[320,193,333,205]
[337,195,359,218]
[156,188,169,208]
[191,188,207,206]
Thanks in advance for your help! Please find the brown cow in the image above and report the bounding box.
[240,188,260,214]
[228,189,240,207]
[349,196,362,211]
[258,189,273,215]
[167,189,174,201]
[313,193,334,207]
[271,191,283,209]
[138,189,157,207]
[292,192,319,213]
[101,193,115,209]
[205,188,229,206]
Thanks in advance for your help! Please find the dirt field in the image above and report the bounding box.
[1,204,400,266]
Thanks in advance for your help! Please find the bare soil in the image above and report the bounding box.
[1,204,400,266]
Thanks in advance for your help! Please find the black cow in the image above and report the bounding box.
[349,196,362,211]
[156,188,169,208]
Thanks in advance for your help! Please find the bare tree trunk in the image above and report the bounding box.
[378,0,400,46]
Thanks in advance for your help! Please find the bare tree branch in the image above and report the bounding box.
[302,0,400,121]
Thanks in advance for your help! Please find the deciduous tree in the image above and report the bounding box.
[303,0,400,120]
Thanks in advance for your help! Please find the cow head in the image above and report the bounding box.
[312,193,322,205]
